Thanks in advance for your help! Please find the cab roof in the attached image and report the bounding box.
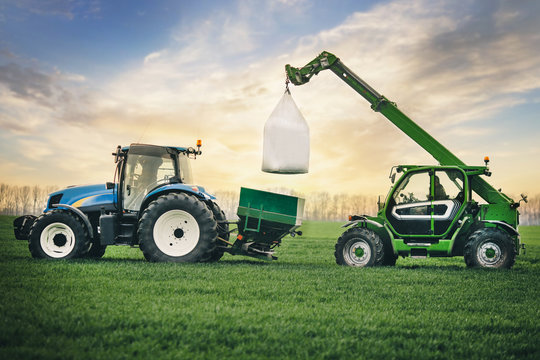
[121,143,187,153]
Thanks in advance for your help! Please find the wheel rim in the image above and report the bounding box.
[40,222,76,258]
[477,241,502,267]
[344,239,371,266]
[153,210,200,257]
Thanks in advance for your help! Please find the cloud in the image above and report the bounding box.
[143,51,164,65]
[7,0,101,20]
[0,50,98,133]
[0,0,539,197]
[0,63,54,105]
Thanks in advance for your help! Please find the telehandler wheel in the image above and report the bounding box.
[202,203,229,262]
[464,228,516,269]
[380,238,397,266]
[28,210,90,259]
[335,227,384,267]
[138,193,218,262]
[381,251,398,266]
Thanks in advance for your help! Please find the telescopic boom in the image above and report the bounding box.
[286,51,512,205]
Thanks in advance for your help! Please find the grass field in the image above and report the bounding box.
[1,215,539,359]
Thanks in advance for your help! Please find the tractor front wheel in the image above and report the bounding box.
[28,210,90,259]
[464,228,516,269]
[335,228,384,267]
[138,193,217,262]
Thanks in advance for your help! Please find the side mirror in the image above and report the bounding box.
[511,193,529,209]
[106,182,115,190]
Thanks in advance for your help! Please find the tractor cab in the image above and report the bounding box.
[383,166,468,240]
[118,144,194,212]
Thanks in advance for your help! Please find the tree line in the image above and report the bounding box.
[214,189,379,222]
[1,183,539,225]
[0,184,59,216]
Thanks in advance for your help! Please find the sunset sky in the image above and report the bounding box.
[1,0,539,199]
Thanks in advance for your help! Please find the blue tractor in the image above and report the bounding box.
[13,142,230,262]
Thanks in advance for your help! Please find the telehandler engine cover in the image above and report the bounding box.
[262,91,310,174]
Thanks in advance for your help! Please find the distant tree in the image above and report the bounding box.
[213,190,239,221]
[32,185,41,214]
[519,194,540,226]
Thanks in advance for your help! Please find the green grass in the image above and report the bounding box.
[1,216,539,359]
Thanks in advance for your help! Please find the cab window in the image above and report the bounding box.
[435,170,464,202]
[393,171,430,204]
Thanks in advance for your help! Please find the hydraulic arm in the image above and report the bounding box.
[286,51,512,205]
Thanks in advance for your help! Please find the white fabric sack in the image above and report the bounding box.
[262,91,310,174]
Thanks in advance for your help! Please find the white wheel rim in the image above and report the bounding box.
[40,222,76,258]
[153,210,200,257]
[477,241,502,267]
[345,239,371,267]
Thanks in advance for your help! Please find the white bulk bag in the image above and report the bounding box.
[262,91,310,174]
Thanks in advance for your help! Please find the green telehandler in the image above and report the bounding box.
[286,51,527,268]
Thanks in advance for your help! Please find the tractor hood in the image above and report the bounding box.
[44,183,216,213]
[45,184,115,212]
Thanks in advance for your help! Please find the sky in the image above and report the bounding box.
[0,0,539,199]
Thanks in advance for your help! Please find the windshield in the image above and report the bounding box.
[123,146,177,211]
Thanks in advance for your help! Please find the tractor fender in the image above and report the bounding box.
[342,216,383,229]
[140,184,215,214]
[51,203,94,239]
[480,220,519,237]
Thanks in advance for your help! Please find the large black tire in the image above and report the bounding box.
[82,241,107,259]
[381,245,398,266]
[80,216,107,259]
[202,202,229,262]
[138,193,218,262]
[335,227,384,267]
[28,210,90,259]
[464,228,516,269]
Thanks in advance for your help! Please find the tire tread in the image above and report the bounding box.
[28,210,90,259]
[464,227,516,269]
[334,227,384,267]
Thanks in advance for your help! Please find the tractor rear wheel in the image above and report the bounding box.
[138,193,217,262]
[464,228,516,269]
[202,202,229,262]
[335,227,384,267]
[28,210,90,259]
[84,217,107,258]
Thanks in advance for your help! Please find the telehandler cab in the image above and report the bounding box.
[286,51,526,268]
